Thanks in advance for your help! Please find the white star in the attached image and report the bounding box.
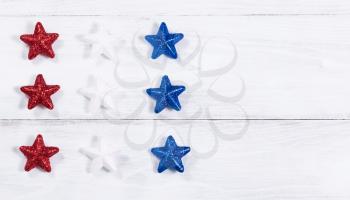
[80,136,120,173]
[78,23,124,62]
[78,76,115,113]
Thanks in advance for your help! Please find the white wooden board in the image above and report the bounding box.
[1,120,350,199]
[1,0,350,199]
[0,16,350,119]
[1,0,350,16]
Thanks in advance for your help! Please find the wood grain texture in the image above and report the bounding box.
[1,120,349,200]
[1,0,350,16]
[0,1,349,199]
[0,16,350,119]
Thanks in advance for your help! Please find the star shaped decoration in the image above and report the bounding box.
[79,24,122,61]
[145,22,184,59]
[20,74,60,110]
[146,75,186,113]
[80,136,119,172]
[151,135,190,173]
[19,134,59,172]
[78,76,113,113]
[20,22,59,60]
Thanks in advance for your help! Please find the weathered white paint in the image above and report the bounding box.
[0,120,349,199]
[1,1,349,199]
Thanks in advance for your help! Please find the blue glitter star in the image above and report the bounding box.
[151,135,191,173]
[145,22,184,59]
[146,75,186,113]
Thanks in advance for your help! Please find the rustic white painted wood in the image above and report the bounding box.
[1,0,349,199]
[1,120,349,199]
[1,0,350,16]
[0,16,350,119]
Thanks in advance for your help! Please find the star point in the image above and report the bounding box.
[146,75,186,113]
[151,135,190,173]
[145,22,184,59]
[20,22,59,60]
[20,74,60,110]
[19,134,59,172]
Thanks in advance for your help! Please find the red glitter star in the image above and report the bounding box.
[20,22,59,60]
[19,134,59,172]
[20,74,60,110]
